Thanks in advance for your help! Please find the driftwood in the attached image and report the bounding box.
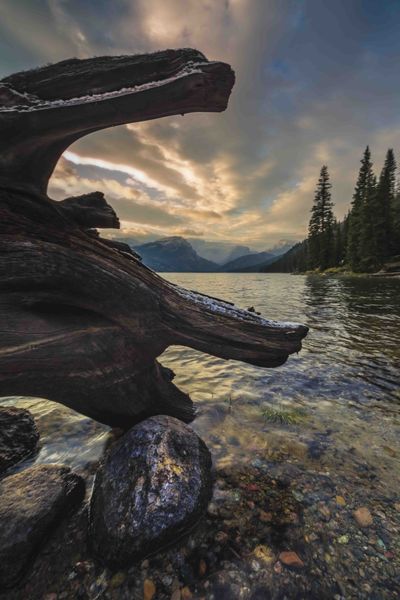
[0,49,308,427]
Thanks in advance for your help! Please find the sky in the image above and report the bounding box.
[1,0,400,249]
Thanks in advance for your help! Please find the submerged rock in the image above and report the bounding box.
[0,464,85,588]
[279,550,305,569]
[354,506,373,527]
[89,415,212,566]
[0,406,39,473]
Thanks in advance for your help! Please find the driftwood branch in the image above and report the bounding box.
[0,49,308,427]
[58,192,120,229]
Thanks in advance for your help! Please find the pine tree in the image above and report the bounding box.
[333,219,346,266]
[374,148,396,263]
[307,165,335,270]
[347,146,375,271]
[392,178,400,254]
[359,172,378,271]
[342,212,350,260]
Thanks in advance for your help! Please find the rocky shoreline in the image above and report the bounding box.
[0,408,215,597]
[1,404,399,600]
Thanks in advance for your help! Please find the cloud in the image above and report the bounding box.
[3,1,400,248]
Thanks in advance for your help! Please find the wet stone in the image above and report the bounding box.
[0,464,85,589]
[354,507,374,528]
[144,578,156,600]
[278,551,305,569]
[0,406,39,473]
[89,416,212,567]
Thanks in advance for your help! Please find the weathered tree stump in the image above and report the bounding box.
[0,49,308,427]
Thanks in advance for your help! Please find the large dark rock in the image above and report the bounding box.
[89,415,212,566]
[0,406,39,474]
[0,464,85,589]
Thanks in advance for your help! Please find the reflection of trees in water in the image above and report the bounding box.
[303,275,348,333]
[305,275,399,339]
[336,277,400,354]
[304,275,400,399]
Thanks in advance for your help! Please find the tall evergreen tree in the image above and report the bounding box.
[374,148,396,262]
[333,219,347,266]
[392,178,400,254]
[347,146,376,271]
[359,174,378,271]
[308,165,335,269]
[342,212,350,259]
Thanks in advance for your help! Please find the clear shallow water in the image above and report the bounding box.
[2,273,400,490]
[159,274,400,492]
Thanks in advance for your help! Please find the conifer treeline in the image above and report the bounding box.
[263,147,400,273]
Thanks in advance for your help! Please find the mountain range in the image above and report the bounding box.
[131,236,295,272]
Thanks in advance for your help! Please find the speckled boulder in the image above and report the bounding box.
[89,415,212,566]
[0,464,85,588]
[0,406,39,473]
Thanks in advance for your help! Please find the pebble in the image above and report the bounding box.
[292,490,304,502]
[181,586,192,599]
[170,591,181,600]
[162,574,174,587]
[109,571,126,588]
[336,495,346,506]
[144,578,156,600]
[251,559,261,572]
[354,507,373,528]
[253,545,274,564]
[74,561,91,575]
[246,483,260,492]
[278,551,305,569]
[171,577,181,591]
[198,559,207,577]
[215,531,228,543]
[259,510,272,523]
[337,535,349,544]
[319,504,331,520]
[273,561,283,574]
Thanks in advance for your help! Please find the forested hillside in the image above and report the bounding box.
[263,147,400,274]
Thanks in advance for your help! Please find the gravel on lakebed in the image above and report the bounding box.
[2,453,399,600]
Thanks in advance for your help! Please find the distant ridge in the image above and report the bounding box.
[133,236,218,272]
[188,239,252,264]
[220,251,276,272]
[260,242,307,272]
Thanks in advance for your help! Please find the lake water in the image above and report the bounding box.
[2,273,400,598]
[161,274,400,490]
